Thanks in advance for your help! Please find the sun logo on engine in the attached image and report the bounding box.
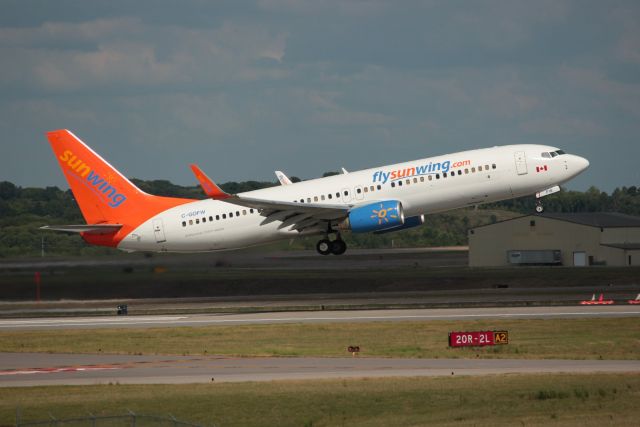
[371,204,398,225]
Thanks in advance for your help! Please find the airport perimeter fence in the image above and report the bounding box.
[14,411,212,427]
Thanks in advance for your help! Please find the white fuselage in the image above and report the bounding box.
[119,144,589,252]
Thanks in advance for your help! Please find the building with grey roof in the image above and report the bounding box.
[468,212,640,267]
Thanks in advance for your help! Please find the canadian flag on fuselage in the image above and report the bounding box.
[536,165,548,173]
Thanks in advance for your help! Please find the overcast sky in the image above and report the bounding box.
[1,0,639,192]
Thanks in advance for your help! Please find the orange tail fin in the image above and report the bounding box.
[47,130,194,246]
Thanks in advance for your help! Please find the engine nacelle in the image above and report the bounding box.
[374,214,425,234]
[343,200,405,233]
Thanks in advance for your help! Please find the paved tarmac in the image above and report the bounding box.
[0,305,638,330]
[1,353,639,387]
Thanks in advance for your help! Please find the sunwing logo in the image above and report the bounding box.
[370,204,398,225]
[59,150,127,208]
[372,159,471,184]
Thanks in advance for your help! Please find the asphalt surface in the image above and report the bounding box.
[2,353,639,387]
[0,305,638,330]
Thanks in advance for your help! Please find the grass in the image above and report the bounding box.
[1,317,639,359]
[2,374,639,426]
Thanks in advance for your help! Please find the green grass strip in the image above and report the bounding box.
[2,317,639,359]
[2,374,640,426]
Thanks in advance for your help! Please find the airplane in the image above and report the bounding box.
[41,129,589,255]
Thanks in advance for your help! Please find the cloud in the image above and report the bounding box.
[0,18,289,93]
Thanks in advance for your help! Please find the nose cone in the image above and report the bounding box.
[575,155,590,172]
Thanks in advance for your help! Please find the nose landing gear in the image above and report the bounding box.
[535,200,544,214]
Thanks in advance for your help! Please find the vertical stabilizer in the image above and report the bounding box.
[46,129,194,246]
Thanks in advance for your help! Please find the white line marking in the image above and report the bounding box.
[0,316,186,326]
[0,367,120,376]
[0,310,638,328]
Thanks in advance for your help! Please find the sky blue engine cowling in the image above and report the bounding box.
[373,214,425,234]
[348,200,404,233]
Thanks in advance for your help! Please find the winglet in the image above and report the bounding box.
[275,170,293,185]
[189,164,232,200]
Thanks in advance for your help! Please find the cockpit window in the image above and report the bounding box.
[542,152,551,158]
[550,151,558,157]
[555,149,566,155]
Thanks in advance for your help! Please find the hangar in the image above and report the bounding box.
[468,212,640,267]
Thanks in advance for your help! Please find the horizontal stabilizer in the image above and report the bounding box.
[40,224,123,234]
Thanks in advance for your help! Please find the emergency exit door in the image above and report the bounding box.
[514,151,528,175]
[153,218,166,243]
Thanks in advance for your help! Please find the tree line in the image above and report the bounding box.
[0,179,638,258]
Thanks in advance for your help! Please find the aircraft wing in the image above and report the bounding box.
[190,164,351,232]
[40,224,123,234]
[226,195,350,232]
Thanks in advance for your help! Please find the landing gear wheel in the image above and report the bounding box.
[316,239,332,256]
[329,239,347,255]
[535,202,544,214]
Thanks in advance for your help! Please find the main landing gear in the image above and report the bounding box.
[316,232,347,256]
[535,200,545,214]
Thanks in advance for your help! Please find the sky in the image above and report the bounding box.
[1,0,639,192]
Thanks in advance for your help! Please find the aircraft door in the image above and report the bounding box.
[341,187,352,203]
[153,218,167,243]
[514,151,528,175]
[354,185,364,201]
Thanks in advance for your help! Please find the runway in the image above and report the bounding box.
[1,305,639,330]
[1,352,639,387]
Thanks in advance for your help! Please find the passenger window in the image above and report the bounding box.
[471,167,476,173]
[420,176,424,182]
[202,217,206,223]
[356,188,361,194]
[436,174,440,179]
[314,196,318,202]
[465,168,469,174]
[209,216,213,221]
[485,165,489,170]
[321,195,326,200]
[428,175,432,181]
[189,220,193,225]
[458,170,462,175]
[336,192,340,198]
[492,164,496,169]
[328,194,332,199]
[377,185,381,190]
[182,221,186,227]
[222,214,227,219]
[344,191,348,196]
[443,172,448,178]
[478,166,482,171]
[406,179,410,185]
[242,210,246,215]
[249,209,254,214]
[307,198,311,203]
[196,219,200,224]
[300,199,304,203]
[391,182,396,188]
[363,187,368,193]
[229,212,233,218]
[216,215,220,220]
[236,211,240,216]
